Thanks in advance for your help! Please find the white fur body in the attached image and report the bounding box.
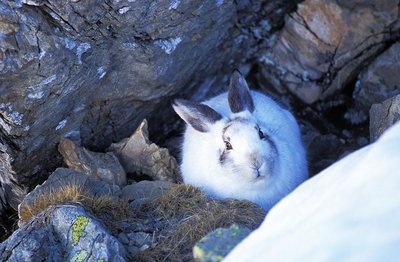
[180,91,308,211]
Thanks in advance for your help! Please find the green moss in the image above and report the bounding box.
[72,215,89,245]
[70,250,88,262]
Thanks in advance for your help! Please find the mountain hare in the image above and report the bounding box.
[173,70,307,211]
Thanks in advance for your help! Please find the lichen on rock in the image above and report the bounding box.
[71,215,89,245]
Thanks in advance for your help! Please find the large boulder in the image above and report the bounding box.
[258,0,399,104]
[345,43,400,125]
[0,204,126,261]
[225,122,400,261]
[0,0,298,211]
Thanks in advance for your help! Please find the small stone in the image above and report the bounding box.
[118,233,130,245]
[127,232,152,247]
[193,224,251,262]
[122,180,173,203]
[127,245,140,256]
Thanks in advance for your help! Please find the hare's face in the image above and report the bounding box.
[217,116,278,183]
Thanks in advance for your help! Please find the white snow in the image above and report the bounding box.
[76,43,91,64]
[169,0,180,10]
[59,37,76,50]
[56,119,67,130]
[27,74,57,99]
[216,0,223,7]
[225,122,400,261]
[155,37,182,54]
[118,6,131,14]
[97,66,106,79]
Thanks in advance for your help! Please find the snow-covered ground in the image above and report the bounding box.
[225,122,400,261]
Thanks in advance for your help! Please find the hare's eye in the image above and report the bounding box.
[225,141,233,150]
[258,129,265,139]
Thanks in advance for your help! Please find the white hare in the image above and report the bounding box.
[173,70,308,211]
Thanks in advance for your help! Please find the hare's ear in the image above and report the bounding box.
[228,69,255,113]
[173,99,222,133]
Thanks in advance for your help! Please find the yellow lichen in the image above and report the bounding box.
[70,250,88,262]
[72,215,89,245]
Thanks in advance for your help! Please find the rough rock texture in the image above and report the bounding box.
[225,122,400,262]
[370,94,400,141]
[18,168,121,223]
[0,204,126,261]
[58,138,127,186]
[259,0,400,104]
[0,0,300,212]
[121,180,173,206]
[108,119,179,182]
[346,43,400,125]
[193,224,251,262]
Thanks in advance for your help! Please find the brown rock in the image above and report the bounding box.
[370,94,400,141]
[259,0,399,104]
[108,119,179,182]
[58,138,127,186]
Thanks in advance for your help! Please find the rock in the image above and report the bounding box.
[121,180,173,204]
[58,138,127,186]
[127,232,152,248]
[18,168,121,224]
[0,0,297,212]
[193,224,251,262]
[369,94,400,141]
[108,119,179,182]
[259,0,399,104]
[352,43,400,117]
[225,122,400,261]
[0,204,126,261]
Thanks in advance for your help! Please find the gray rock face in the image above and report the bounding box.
[193,224,251,262]
[345,43,400,125]
[18,168,121,223]
[259,0,399,104]
[0,204,126,262]
[0,0,297,211]
[370,94,400,141]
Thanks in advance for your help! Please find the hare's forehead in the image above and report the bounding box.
[222,118,258,137]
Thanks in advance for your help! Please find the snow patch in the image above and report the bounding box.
[97,66,107,79]
[76,43,91,64]
[28,74,57,99]
[169,0,180,10]
[122,42,139,49]
[56,119,67,130]
[155,37,182,54]
[0,103,23,126]
[118,6,131,14]
[216,0,223,6]
[226,122,400,261]
[59,37,76,50]
[39,49,46,59]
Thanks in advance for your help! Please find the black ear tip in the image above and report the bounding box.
[232,68,242,77]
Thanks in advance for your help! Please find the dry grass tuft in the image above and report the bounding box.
[19,184,131,230]
[138,184,266,261]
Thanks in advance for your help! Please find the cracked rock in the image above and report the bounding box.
[58,138,127,186]
[1,204,126,261]
[109,119,179,182]
[350,42,400,122]
[259,0,399,104]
